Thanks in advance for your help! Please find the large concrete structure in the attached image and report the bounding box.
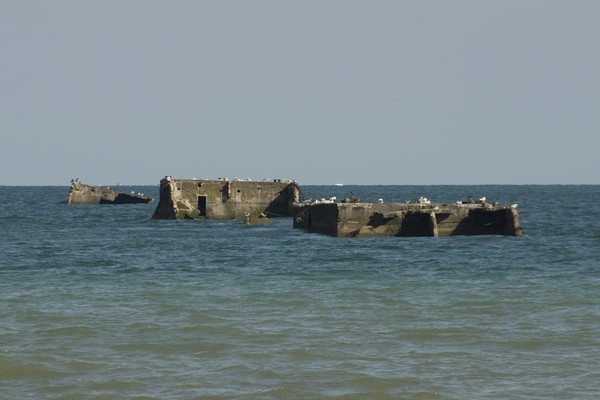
[67,180,153,205]
[293,200,522,237]
[151,177,303,220]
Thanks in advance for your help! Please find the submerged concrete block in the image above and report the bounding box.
[67,180,153,205]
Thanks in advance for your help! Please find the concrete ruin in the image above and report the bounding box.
[67,180,153,205]
[151,177,303,220]
[293,199,522,237]
[244,213,271,225]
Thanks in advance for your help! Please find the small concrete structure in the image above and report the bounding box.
[151,177,303,220]
[293,200,522,237]
[244,212,270,225]
[67,180,153,205]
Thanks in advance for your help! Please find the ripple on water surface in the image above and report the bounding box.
[1,185,600,398]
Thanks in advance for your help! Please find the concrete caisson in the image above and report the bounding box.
[67,180,153,205]
[151,177,303,220]
[293,201,522,237]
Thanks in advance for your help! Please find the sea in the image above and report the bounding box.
[1,184,599,400]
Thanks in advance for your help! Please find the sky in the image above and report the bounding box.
[1,1,599,185]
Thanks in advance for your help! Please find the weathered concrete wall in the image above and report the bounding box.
[67,181,153,205]
[68,182,117,204]
[151,177,303,220]
[293,203,339,236]
[293,202,523,237]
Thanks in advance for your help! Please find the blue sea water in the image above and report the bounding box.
[1,184,599,399]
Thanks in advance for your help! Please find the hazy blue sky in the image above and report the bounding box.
[1,1,598,185]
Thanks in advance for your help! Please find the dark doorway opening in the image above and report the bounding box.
[198,196,207,216]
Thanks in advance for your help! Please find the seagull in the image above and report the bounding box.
[378,198,384,203]
[511,204,518,209]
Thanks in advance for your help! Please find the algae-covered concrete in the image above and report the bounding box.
[151,177,303,220]
[293,201,522,237]
[67,180,153,205]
